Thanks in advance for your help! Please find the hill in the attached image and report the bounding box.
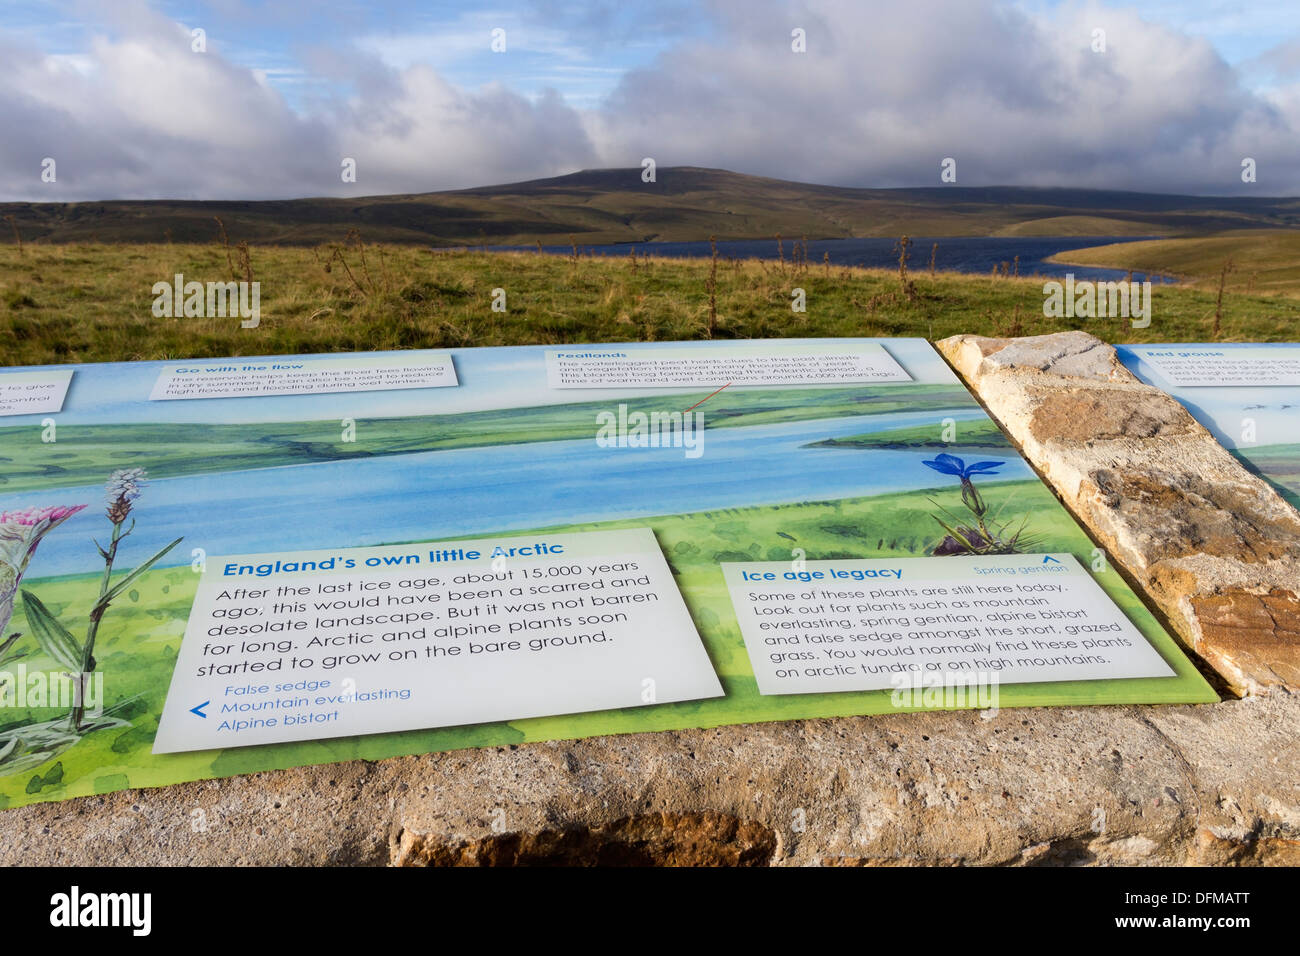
[1050,230,1300,296]
[2,167,1298,247]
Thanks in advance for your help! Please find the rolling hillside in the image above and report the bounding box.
[1050,230,1300,295]
[2,167,1298,247]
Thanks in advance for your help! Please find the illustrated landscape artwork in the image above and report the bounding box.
[0,338,1214,809]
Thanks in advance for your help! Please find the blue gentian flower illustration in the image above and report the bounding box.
[920,451,1027,556]
[921,453,1004,479]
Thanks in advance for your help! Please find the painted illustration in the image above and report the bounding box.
[1116,344,1300,509]
[0,469,180,777]
[0,339,1213,809]
[920,454,1035,555]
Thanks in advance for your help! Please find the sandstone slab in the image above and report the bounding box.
[937,331,1300,697]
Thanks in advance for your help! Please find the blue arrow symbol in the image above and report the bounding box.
[1042,555,1061,564]
[190,701,209,718]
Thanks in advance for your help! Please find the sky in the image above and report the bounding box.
[1,0,1299,199]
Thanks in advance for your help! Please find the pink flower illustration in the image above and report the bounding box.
[0,504,87,639]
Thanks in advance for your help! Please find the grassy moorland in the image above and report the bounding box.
[1052,230,1300,297]
[3,168,1297,245]
[2,239,1298,368]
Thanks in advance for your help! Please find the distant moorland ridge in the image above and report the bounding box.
[2,167,1297,246]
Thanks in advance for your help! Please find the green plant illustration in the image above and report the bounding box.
[0,469,181,776]
[922,454,1035,555]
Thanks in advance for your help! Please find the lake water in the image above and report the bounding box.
[8,408,1026,578]
[496,236,1169,283]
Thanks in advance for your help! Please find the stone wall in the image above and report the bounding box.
[2,695,1298,865]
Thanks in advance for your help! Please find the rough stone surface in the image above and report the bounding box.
[1,694,1298,866]
[937,331,1300,697]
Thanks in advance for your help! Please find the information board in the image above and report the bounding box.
[0,339,1214,808]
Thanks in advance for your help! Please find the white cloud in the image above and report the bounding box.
[0,6,596,199]
[334,67,597,193]
[0,0,1297,200]
[584,0,1300,194]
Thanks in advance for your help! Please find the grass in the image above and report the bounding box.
[992,215,1172,237]
[2,240,1298,369]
